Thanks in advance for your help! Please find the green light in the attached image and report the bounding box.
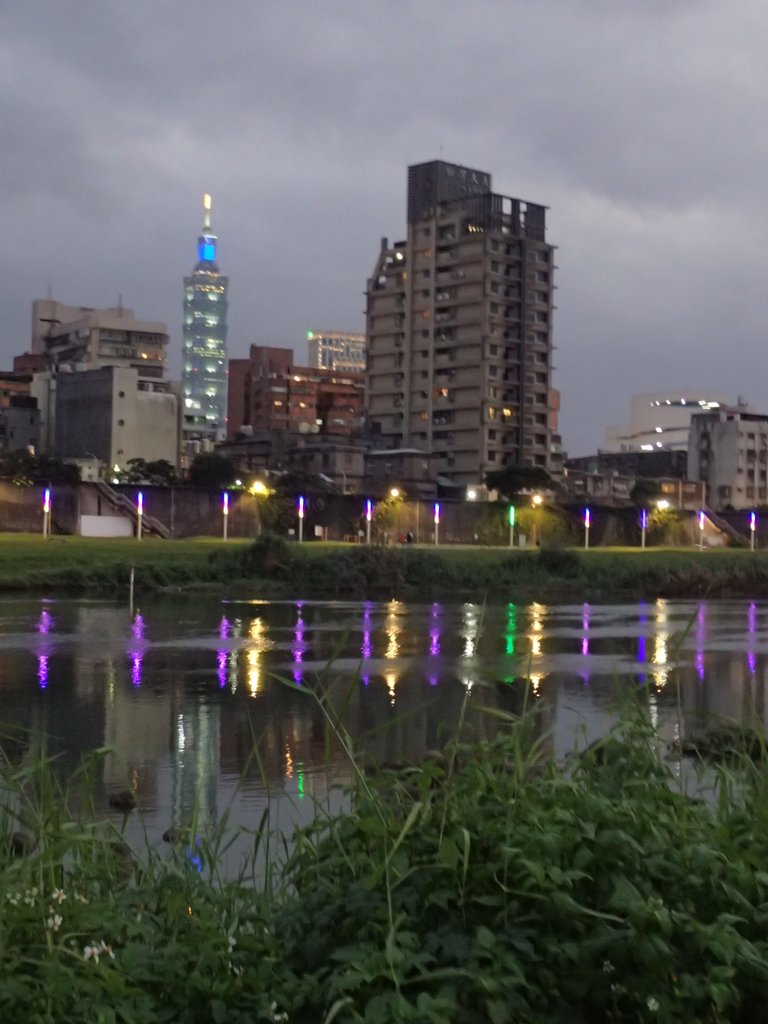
[505,603,517,656]
[306,331,314,340]
[297,768,304,800]
[509,505,516,526]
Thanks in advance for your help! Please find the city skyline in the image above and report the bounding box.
[2,2,768,456]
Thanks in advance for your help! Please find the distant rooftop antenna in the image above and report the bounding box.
[46,280,53,300]
[203,192,212,231]
[117,293,124,315]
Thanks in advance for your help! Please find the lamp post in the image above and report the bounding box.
[641,508,648,550]
[298,495,305,543]
[222,491,229,541]
[698,508,705,549]
[508,504,516,549]
[365,499,373,545]
[584,507,591,550]
[136,491,143,542]
[750,511,756,552]
[42,488,51,540]
[532,493,542,547]
[433,502,440,546]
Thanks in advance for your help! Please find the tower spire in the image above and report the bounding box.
[203,192,212,231]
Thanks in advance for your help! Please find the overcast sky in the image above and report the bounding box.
[2,0,766,454]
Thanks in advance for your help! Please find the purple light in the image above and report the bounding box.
[696,650,705,680]
[428,674,439,687]
[641,509,648,529]
[217,650,227,688]
[37,655,48,689]
[433,502,441,525]
[38,608,52,635]
[748,651,757,675]
[298,495,305,519]
[219,615,231,640]
[43,488,51,513]
[698,509,705,530]
[584,507,591,528]
[751,511,756,532]
[137,491,144,515]
[222,491,229,514]
[365,499,373,522]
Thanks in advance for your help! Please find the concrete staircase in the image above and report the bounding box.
[94,482,170,539]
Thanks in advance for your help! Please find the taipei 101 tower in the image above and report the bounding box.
[182,193,229,449]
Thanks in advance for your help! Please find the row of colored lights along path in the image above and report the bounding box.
[33,489,762,550]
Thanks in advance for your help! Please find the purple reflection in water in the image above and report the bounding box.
[361,602,373,660]
[38,608,52,634]
[695,603,706,681]
[217,650,227,688]
[129,614,145,687]
[429,602,443,657]
[37,655,48,689]
[219,615,231,639]
[428,674,439,687]
[748,602,757,675]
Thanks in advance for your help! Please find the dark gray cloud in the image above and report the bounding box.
[1,0,766,454]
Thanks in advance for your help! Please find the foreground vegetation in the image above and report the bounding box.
[4,533,768,598]
[3,703,768,1022]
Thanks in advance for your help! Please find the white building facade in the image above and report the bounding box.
[688,409,768,510]
[604,392,734,453]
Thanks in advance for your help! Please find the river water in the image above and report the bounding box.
[0,594,764,854]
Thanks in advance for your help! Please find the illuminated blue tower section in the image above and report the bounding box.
[182,194,229,442]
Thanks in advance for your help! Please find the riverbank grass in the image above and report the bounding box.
[2,532,768,597]
[3,702,768,1021]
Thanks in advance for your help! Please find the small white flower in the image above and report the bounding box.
[83,940,114,964]
[51,888,66,904]
[602,959,615,974]
[647,996,660,1012]
[46,913,62,932]
[6,893,19,907]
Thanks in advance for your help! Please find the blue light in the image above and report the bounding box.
[198,237,216,262]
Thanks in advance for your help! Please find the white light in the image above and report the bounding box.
[655,427,663,433]
[665,400,671,405]
[641,444,654,451]
[467,488,477,501]
[657,499,670,510]
[680,399,686,405]
[395,252,404,261]
[235,479,242,486]
[656,441,663,447]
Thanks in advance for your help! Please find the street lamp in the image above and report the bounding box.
[640,508,648,550]
[389,487,400,499]
[42,488,51,540]
[698,508,705,549]
[222,491,229,542]
[365,498,373,545]
[136,491,144,541]
[584,507,591,550]
[508,504,516,549]
[656,499,670,511]
[532,493,542,547]
[750,511,756,552]
[297,495,305,543]
[433,502,440,546]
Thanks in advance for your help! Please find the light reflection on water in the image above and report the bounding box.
[0,595,766,848]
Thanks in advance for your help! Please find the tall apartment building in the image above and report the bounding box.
[366,160,556,485]
[306,330,366,372]
[182,194,229,447]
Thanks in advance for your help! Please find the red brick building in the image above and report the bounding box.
[227,344,364,439]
